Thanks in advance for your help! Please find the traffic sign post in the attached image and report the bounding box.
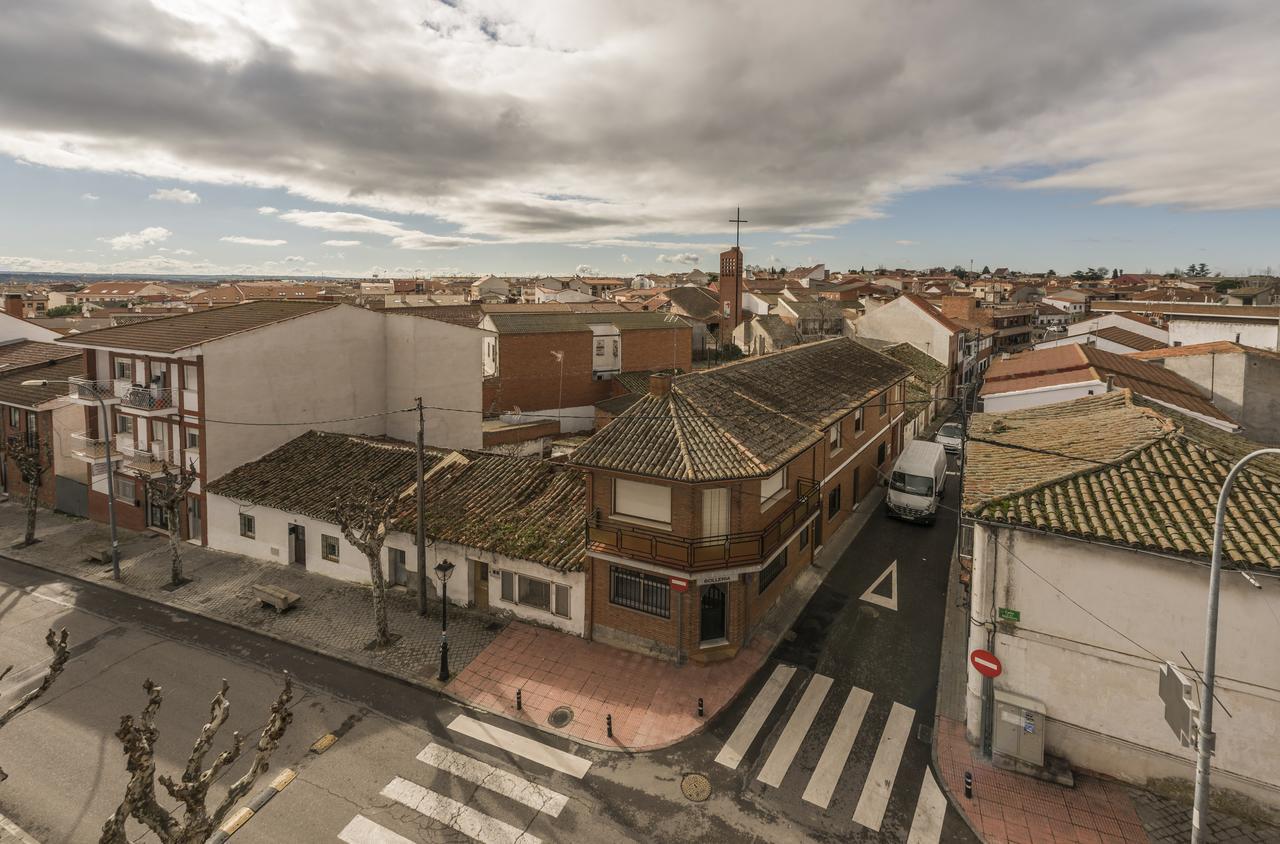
[970,649,1002,678]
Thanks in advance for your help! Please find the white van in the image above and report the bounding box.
[886,440,948,524]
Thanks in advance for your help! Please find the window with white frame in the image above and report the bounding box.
[115,414,134,435]
[613,478,671,525]
[185,428,200,450]
[113,475,136,501]
[239,513,255,539]
[499,571,570,618]
[828,423,842,453]
[322,534,340,562]
[760,467,786,505]
[114,358,132,381]
[854,407,864,433]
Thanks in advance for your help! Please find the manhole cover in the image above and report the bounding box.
[547,706,574,728]
[681,773,712,802]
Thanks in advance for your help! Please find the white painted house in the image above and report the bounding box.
[207,431,589,635]
[964,392,1280,811]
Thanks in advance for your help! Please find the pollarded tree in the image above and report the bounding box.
[333,483,402,648]
[143,461,198,587]
[99,675,293,844]
[0,628,70,782]
[7,433,52,547]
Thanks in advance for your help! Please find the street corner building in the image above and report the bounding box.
[961,389,1280,811]
[204,430,589,634]
[569,338,910,663]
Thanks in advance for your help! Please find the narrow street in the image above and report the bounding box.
[0,451,970,843]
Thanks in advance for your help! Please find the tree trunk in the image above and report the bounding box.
[167,502,183,586]
[23,483,38,546]
[367,552,391,646]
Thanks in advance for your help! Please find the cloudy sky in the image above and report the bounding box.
[2,0,1279,278]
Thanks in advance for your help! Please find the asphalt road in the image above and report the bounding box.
[0,453,972,843]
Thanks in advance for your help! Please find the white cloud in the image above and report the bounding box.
[81,192,99,201]
[894,239,919,246]
[322,239,361,247]
[99,226,172,251]
[575,264,599,276]
[257,206,279,215]
[283,255,306,262]
[278,209,482,250]
[0,1,1276,244]
[149,187,201,204]
[620,253,632,264]
[221,235,287,246]
[171,248,194,255]
[658,252,700,265]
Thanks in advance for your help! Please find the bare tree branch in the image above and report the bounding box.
[0,628,70,782]
[333,483,401,647]
[99,675,293,844]
[6,435,52,547]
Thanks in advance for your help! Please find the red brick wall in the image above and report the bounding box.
[0,408,56,509]
[618,328,692,375]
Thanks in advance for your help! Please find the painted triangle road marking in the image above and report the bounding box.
[860,560,898,611]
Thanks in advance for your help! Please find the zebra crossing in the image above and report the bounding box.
[715,662,947,841]
[337,715,591,844]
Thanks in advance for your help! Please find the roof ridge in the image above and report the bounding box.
[667,393,697,481]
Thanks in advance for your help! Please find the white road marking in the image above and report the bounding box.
[418,743,569,817]
[906,767,948,844]
[860,560,898,611]
[382,777,540,844]
[338,814,417,844]
[714,663,797,770]
[801,685,873,809]
[757,673,832,788]
[447,715,591,779]
[851,702,915,832]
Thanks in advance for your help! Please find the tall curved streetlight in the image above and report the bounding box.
[23,378,121,580]
[1191,447,1280,843]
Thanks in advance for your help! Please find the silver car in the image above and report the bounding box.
[935,421,963,453]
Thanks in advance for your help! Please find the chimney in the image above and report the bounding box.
[1104,374,1115,392]
[649,372,673,397]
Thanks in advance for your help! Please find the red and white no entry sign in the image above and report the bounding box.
[970,649,1002,678]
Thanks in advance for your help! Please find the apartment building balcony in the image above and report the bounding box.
[66,376,121,406]
[69,431,121,464]
[586,478,820,572]
[118,383,178,416]
[119,443,169,476]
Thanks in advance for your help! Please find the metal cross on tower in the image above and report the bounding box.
[730,207,748,249]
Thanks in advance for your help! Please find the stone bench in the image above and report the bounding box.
[252,583,301,614]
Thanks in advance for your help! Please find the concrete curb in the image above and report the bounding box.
[931,546,986,843]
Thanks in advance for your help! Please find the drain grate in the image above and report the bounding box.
[547,706,574,729]
[681,773,712,802]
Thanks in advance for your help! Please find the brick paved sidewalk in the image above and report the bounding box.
[936,716,1148,844]
[0,503,500,689]
[449,621,770,751]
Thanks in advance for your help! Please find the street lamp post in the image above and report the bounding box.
[434,559,454,682]
[25,379,120,579]
[1191,447,1280,843]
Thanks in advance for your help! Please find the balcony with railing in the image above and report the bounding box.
[118,383,177,415]
[67,376,121,405]
[119,443,168,475]
[69,431,120,463]
[586,478,820,572]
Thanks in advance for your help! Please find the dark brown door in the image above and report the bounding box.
[289,524,306,567]
[474,560,489,611]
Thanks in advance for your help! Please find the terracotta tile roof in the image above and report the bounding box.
[979,344,1234,424]
[0,340,80,372]
[0,357,85,408]
[902,293,964,334]
[1091,326,1169,352]
[57,301,339,353]
[664,286,721,321]
[875,341,948,386]
[964,390,1280,570]
[611,368,684,395]
[1130,341,1280,361]
[399,304,487,327]
[207,431,587,572]
[1093,302,1280,319]
[570,338,909,481]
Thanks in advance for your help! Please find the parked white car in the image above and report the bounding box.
[935,421,963,454]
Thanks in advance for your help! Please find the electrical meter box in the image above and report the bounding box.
[993,689,1046,767]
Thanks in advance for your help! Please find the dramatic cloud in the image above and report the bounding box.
[0,0,1277,247]
[278,209,483,250]
[149,187,200,204]
[323,239,361,247]
[221,235,286,246]
[100,226,171,251]
[658,252,700,265]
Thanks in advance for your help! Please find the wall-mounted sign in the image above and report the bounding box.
[998,607,1021,623]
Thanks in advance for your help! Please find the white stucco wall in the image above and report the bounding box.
[382,312,487,450]
[1169,318,1279,350]
[850,297,951,367]
[1066,314,1168,342]
[207,493,586,635]
[967,524,1280,808]
[202,305,386,480]
[980,381,1105,412]
[0,312,60,342]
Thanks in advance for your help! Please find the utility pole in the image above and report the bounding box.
[416,397,428,617]
[1191,447,1280,843]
